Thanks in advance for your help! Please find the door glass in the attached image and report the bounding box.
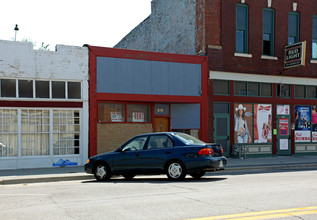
[216,118,227,136]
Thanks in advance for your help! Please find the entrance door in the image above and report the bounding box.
[214,103,230,157]
[277,115,291,155]
[154,117,169,132]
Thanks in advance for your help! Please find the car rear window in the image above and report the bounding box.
[174,133,205,144]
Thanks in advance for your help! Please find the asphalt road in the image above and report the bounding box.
[0,168,316,220]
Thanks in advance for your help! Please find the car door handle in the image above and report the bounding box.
[136,154,141,157]
[165,152,171,155]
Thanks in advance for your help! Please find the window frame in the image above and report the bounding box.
[234,81,273,97]
[288,12,299,45]
[263,8,275,56]
[236,4,249,53]
[312,15,317,60]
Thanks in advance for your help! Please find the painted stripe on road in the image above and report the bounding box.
[189,206,317,220]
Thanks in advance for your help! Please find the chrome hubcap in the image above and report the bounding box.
[168,163,182,178]
[95,165,107,179]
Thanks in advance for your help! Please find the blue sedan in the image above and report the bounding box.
[84,132,227,181]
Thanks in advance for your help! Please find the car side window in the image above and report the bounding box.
[147,135,173,150]
[122,137,147,151]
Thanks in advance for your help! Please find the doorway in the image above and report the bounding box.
[276,115,292,155]
[154,117,169,132]
[214,103,230,157]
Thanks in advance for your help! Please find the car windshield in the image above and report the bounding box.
[174,133,205,144]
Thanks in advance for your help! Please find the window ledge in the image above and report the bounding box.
[311,60,317,64]
[261,55,278,60]
[234,53,252,58]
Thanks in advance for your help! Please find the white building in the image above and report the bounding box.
[0,40,89,169]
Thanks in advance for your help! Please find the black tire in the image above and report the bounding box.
[166,160,187,181]
[94,162,111,181]
[122,174,135,180]
[189,171,206,179]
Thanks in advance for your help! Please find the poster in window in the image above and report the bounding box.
[110,112,123,122]
[277,105,290,115]
[279,118,289,135]
[234,103,253,144]
[294,106,311,142]
[254,104,272,143]
[132,112,144,122]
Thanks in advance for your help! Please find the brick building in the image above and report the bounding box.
[116,0,317,157]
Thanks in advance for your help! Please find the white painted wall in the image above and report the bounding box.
[0,40,89,169]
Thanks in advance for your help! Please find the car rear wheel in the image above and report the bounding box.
[122,174,135,180]
[166,161,186,180]
[189,171,206,179]
[94,163,111,181]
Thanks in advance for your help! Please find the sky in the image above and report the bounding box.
[1,0,152,50]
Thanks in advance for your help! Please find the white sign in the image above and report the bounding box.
[110,112,123,122]
[277,105,290,115]
[295,130,311,142]
[279,139,289,150]
[132,112,144,122]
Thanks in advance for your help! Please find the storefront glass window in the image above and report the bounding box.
[1,79,16,98]
[21,109,50,156]
[254,104,272,143]
[0,109,18,157]
[36,81,49,98]
[127,104,151,122]
[234,103,253,144]
[52,81,66,99]
[18,80,33,98]
[277,84,290,98]
[53,110,80,155]
[295,85,305,98]
[214,80,230,95]
[261,83,272,97]
[248,82,259,96]
[99,103,125,122]
[235,81,247,95]
[68,82,81,99]
[294,106,311,142]
[307,86,317,99]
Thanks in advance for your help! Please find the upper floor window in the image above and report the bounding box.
[313,16,317,59]
[263,9,274,56]
[234,81,272,97]
[236,4,248,53]
[288,12,299,45]
[214,80,230,95]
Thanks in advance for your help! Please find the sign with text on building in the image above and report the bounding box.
[284,41,306,68]
[132,112,144,122]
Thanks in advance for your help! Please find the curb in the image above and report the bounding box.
[0,174,94,185]
[225,163,317,171]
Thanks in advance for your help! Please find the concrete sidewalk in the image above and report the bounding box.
[1,155,317,185]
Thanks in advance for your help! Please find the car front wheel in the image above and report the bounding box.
[166,161,186,180]
[94,163,111,181]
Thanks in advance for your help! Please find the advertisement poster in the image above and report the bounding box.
[312,132,317,142]
[254,104,272,143]
[132,112,144,122]
[277,105,290,115]
[110,112,123,122]
[279,118,289,135]
[234,103,253,143]
[295,106,311,142]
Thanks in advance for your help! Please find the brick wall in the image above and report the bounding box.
[115,0,197,55]
[207,0,317,77]
[97,123,153,154]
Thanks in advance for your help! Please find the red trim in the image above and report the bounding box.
[88,46,209,157]
[213,82,317,156]
[0,101,82,108]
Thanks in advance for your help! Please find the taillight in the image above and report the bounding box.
[198,148,214,156]
[220,148,223,154]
